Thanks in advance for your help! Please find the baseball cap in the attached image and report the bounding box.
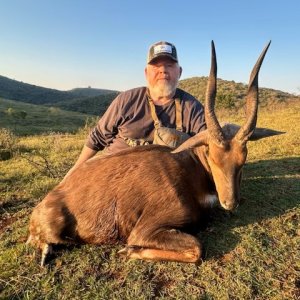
[147,41,178,64]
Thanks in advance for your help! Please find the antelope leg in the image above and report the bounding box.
[41,243,53,267]
[121,229,202,263]
[118,245,201,263]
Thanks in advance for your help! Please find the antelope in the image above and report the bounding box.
[27,41,283,266]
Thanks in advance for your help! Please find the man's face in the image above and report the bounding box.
[145,57,182,98]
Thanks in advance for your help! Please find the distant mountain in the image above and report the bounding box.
[0,75,118,105]
[68,87,118,98]
[0,75,75,104]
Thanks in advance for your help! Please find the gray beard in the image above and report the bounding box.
[150,80,178,99]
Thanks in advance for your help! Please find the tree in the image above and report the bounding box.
[6,107,27,119]
[216,93,235,109]
[5,108,27,130]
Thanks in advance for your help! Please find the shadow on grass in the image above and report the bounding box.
[0,197,31,212]
[201,156,300,260]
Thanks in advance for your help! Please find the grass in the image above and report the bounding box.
[0,98,93,135]
[0,101,299,299]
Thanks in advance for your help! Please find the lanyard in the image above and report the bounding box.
[148,96,183,132]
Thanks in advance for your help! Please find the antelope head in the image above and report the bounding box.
[173,41,283,211]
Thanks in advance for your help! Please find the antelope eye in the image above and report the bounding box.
[205,146,209,156]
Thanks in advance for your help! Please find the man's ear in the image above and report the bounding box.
[144,66,148,77]
[179,66,182,78]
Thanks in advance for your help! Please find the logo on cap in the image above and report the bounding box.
[153,44,173,55]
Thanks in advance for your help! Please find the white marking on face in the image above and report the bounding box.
[204,194,219,208]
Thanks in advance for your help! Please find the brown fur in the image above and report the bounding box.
[28,145,217,264]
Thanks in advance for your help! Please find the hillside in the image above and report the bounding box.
[0,75,76,105]
[178,76,299,108]
[51,92,119,115]
[0,98,92,135]
[68,87,118,98]
[0,75,118,105]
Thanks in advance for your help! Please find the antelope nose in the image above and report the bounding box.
[223,200,238,211]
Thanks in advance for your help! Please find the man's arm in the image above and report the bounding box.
[74,145,97,166]
[63,145,97,181]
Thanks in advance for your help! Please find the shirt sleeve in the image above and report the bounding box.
[188,99,207,135]
[85,94,124,151]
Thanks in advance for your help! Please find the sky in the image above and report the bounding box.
[0,0,299,94]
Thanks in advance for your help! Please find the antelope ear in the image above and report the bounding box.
[172,130,209,153]
[221,123,285,141]
[249,127,285,141]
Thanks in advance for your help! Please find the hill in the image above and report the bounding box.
[68,87,118,98]
[0,75,76,105]
[51,92,119,116]
[178,76,300,109]
[0,75,118,105]
[0,98,92,135]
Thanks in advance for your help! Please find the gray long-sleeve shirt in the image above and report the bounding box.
[86,86,206,155]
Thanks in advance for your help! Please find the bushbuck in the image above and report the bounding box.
[27,41,283,266]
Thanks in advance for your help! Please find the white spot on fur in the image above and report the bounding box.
[204,194,219,208]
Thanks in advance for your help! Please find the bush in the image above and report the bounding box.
[76,116,98,138]
[0,128,18,160]
[21,132,79,178]
[216,92,236,109]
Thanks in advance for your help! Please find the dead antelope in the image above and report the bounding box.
[27,41,283,266]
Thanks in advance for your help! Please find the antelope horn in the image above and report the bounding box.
[235,41,271,143]
[205,41,225,146]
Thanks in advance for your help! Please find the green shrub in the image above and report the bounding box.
[0,128,18,160]
[216,92,236,109]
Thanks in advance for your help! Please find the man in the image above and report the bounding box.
[67,41,206,173]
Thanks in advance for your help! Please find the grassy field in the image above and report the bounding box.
[0,101,299,299]
[0,98,93,135]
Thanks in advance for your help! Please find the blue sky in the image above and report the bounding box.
[0,0,299,94]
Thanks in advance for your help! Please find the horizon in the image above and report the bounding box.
[0,1,299,95]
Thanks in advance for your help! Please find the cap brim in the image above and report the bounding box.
[148,54,178,64]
